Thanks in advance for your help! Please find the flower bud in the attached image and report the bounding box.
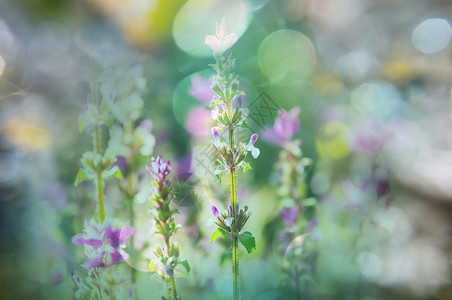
[211,205,219,218]
[250,134,258,145]
[211,127,220,140]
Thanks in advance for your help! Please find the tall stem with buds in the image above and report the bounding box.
[146,155,190,300]
[205,17,259,300]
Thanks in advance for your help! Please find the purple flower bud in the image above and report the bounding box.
[211,205,219,218]
[146,155,172,184]
[211,127,220,140]
[376,180,389,198]
[229,204,233,216]
[250,134,258,145]
[236,203,239,214]
[244,206,248,213]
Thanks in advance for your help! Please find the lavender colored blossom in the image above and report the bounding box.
[250,134,258,145]
[72,220,136,271]
[211,127,220,140]
[146,155,172,184]
[185,106,214,137]
[189,75,215,103]
[274,107,300,140]
[263,107,300,146]
[280,205,299,226]
[211,205,219,218]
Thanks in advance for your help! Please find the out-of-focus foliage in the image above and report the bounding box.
[1,0,452,299]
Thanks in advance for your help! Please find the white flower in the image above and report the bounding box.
[205,17,237,55]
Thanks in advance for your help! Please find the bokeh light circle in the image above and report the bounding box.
[172,0,251,58]
[258,30,316,86]
[412,18,452,54]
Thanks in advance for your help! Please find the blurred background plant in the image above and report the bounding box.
[1,0,452,299]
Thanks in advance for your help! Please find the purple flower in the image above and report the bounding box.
[211,128,220,140]
[146,155,172,186]
[229,203,233,216]
[185,106,214,137]
[262,107,300,146]
[280,205,299,226]
[211,205,219,218]
[72,220,136,271]
[274,107,300,140]
[250,134,258,145]
[189,75,215,103]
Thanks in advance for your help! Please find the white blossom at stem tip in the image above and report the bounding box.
[205,17,237,55]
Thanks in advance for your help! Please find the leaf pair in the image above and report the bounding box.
[210,228,256,254]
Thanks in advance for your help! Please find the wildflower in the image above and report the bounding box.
[280,205,299,226]
[185,106,214,137]
[145,155,172,188]
[189,75,215,103]
[205,17,237,56]
[263,107,300,146]
[72,220,135,271]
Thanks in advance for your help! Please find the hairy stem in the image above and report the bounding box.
[227,102,239,300]
[165,239,178,300]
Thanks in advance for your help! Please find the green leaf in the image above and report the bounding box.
[241,162,252,173]
[238,119,248,128]
[215,166,227,183]
[303,197,317,207]
[211,85,224,99]
[239,231,256,254]
[209,99,223,108]
[232,109,242,123]
[178,259,191,274]
[74,169,88,186]
[102,165,123,180]
[210,228,229,243]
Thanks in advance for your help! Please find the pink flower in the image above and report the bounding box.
[185,106,214,137]
[262,107,301,146]
[189,75,215,103]
[205,17,237,55]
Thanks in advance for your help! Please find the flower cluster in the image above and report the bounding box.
[211,204,251,234]
[146,155,172,192]
[146,155,189,300]
[72,219,135,271]
[263,107,302,156]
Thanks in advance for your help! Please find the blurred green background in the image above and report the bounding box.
[1,0,452,299]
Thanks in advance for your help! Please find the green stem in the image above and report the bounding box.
[97,171,105,223]
[227,102,239,300]
[93,82,105,223]
[165,239,178,300]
